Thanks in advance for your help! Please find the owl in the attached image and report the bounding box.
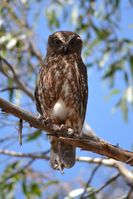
[35,31,88,171]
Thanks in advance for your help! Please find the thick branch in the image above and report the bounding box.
[0,97,133,166]
[0,97,59,133]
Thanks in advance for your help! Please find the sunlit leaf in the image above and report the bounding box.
[125,86,133,103]
[6,38,17,49]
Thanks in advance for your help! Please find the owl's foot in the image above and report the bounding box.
[67,128,75,136]
[54,160,64,174]
[59,125,75,137]
[38,115,52,126]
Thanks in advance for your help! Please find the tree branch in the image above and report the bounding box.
[0,55,34,100]
[0,149,49,160]
[84,173,120,198]
[77,157,133,186]
[0,97,133,166]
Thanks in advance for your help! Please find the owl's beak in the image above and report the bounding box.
[63,45,68,53]
[60,44,69,53]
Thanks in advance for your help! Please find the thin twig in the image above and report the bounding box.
[0,55,34,100]
[84,173,120,198]
[0,86,18,92]
[80,164,101,199]
[126,187,133,199]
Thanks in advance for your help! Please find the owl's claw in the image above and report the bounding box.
[38,116,52,125]
[68,128,74,136]
[54,161,64,174]
[59,125,75,137]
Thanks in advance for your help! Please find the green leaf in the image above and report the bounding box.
[43,180,59,188]
[105,89,120,101]
[1,182,14,191]
[22,180,28,195]
[102,63,122,79]
[93,25,110,39]
[26,130,42,142]
[30,182,42,197]
[45,10,60,28]
[116,98,128,121]
[114,0,120,8]
[121,98,128,121]
[123,71,129,85]
[86,186,97,199]
[8,78,14,102]
[1,161,20,184]
[130,55,133,78]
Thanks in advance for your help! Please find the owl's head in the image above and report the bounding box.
[47,31,82,55]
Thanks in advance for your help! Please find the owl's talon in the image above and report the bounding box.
[68,128,74,137]
[38,116,52,125]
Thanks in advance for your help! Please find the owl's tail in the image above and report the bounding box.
[50,137,75,172]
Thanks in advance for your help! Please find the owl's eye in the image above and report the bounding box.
[70,39,76,46]
[54,39,62,45]
[70,40,75,45]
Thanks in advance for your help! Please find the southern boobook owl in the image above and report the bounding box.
[35,31,88,171]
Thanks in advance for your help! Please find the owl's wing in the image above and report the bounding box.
[78,60,88,127]
[34,63,48,116]
[34,61,59,117]
[34,84,43,115]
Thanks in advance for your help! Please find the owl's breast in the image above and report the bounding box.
[36,54,84,130]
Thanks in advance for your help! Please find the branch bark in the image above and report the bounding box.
[0,97,133,166]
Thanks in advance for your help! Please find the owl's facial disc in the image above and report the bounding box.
[48,31,82,55]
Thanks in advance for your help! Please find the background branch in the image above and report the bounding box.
[77,157,133,186]
[0,55,34,100]
[0,149,49,160]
